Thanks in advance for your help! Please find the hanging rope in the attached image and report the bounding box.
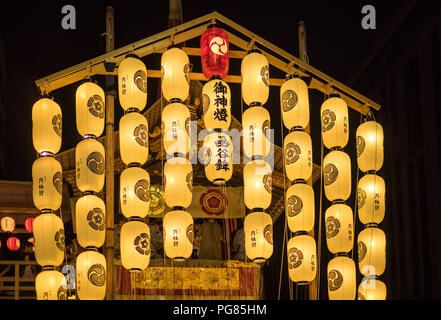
[58,205,72,298]
[351,113,363,261]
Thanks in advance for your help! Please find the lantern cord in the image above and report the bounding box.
[277,213,287,300]
[58,206,72,298]
[352,113,363,261]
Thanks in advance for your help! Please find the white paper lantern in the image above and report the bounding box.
[285,183,314,233]
[323,150,351,202]
[75,138,105,193]
[358,278,387,300]
[242,106,271,158]
[163,210,194,261]
[358,227,386,276]
[76,250,107,300]
[161,47,190,102]
[358,174,386,225]
[281,76,309,130]
[76,82,105,138]
[244,211,273,263]
[32,156,63,212]
[0,217,15,233]
[119,112,149,166]
[327,256,356,300]
[76,195,106,249]
[284,130,312,181]
[287,235,316,283]
[118,55,148,112]
[244,159,272,210]
[120,221,150,271]
[356,121,384,172]
[162,102,191,156]
[32,98,62,155]
[202,78,231,129]
[35,270,67,300]
[33,213,65,267]
[241,51,269,106]
[164,157,193,208]
[202,132,233,185]
[321,97,349,149]
[325,204,354,254]
[120,167,151,219]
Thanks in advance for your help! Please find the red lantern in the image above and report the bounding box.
[1,217,15,232]
[25,218,35,233]
[7,237,20,251]
[200,25,229,80]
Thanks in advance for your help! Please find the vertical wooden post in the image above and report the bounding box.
[14,263,19,300]
[298,20,318,301]
[104,6,115,300]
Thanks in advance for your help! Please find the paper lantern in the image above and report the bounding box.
[1,216,15,232]
[358,227,386,276]
[162,102,191,156]
[202,132,233,185]
[242,106,271,158]
[25,218,35,233]
[7,237,20,251]
[120,221,150,271]
[356,121,384,172]
[200,25,229,79]
[76,195,106,248]
[118,55,148,112]
[358,278,387,300]
[323,150,351,202]
[358,174,386,225]
[76,82,105,137]
[287,235,317,283]
[244,211,273,263]
[164,157,193,208]
[119,111,149,166]
[321,97,349,149]
[161,47,190,102]
[241,51,269,106]
[76,250,107,300]
[281,76,309,130]
[32,156,63,212]
[120,167,151,219]
[35,270,67,300]
[285,183,314,233]
[163,210,194,261]
[32,98,62,155]
[284,130,312,181]
[33,213,65,267]
[244,159,272,210]
[75,138,105,193]
[327,256,356,300]
[325,204,354,254]
[202,79,231,129]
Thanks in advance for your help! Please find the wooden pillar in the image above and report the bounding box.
[104,6,115,300]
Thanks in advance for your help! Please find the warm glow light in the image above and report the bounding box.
[280,76,309,130]
[162,102,191,156]
[356,121,384,172]
[161,47,190,102]
[202,132,233,185]
[202,79,231,129]
[358,174,386,225]
[287,235,316,283]
[32,156,63,212]
[121,221,150,271]
[76,195,106,248]
[118,55,148,112]
[200,26,229,79]
[35,270,67,300]
[323,150,351,202]
[75,138,105,193]
[163,210,194,261]
[325,204,354,254]
[244,211,273,263]
[284,130,312,181]
[241,51,269,106]
[164,157,193,209]
[1,216,15,233]
[327,256,356,300]
[358,227,386,276]
[76,82,105,137]
[242,106,271,158]
[285,183,314,233]
[358,279,387,300]
[320,97,349,149]
[120,167,151,219]
[76,250,107,300]
[33,213,65,267]
[244,159,272,210]
[32,98,62,155]
[7,237,20,251]
[119,112,149,166]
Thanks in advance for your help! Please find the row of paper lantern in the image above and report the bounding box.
[0,217,35,233]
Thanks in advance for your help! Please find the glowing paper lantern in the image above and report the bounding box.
[358,279,387,300]
[162,102,191,156]
[358,227,386,276]
[25,218,35,233]
[356,121,384,172]
[285,183,314,233]
[33,213,65,267]
[75,138,105,193]
[244,211,273,263]
[32,156,63,212]
[287,235,317,283]
[284,130,312,181]
[241,51,269,106]
[327,256,356,300]
[76,82,105,137]
[120,221,150,271]
[242,106,271,158]
[35,270,67,300]
[281,76,309,130]
[32,98,62,155]
[244,159,272,210]
[325,204,354,254]
[76,250,107,300]
[118,55,148,112]
[163,210,194,261]
[120,167,151,219]
[200,25,229,79]
[161,47,190,102]
[119,112,149,166]
[1,216,15,232]
[321,97,349,149]
[164,157,193,208]
[7,237,20,251]
[76,195,106,248]
[358,174,386,225]
[323,150,351,202]
[202,79,231,129]
[202,132,233,185]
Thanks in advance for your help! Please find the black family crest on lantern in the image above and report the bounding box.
[288,247,303,269]
[53,172,63,194]
[321,109,336,132]
[134,124,149,148]
[87,152,105,175]
[87,208,105,231]
[184,63,191,84]
[202,93,210,115]
[323,163,338,186]
[57,285,68,300]
[328,269,343,291]
[186,172,193,193]
[285,142,301,165]
[281,90,298,112]
[54,229,65,252]
[358,241,367,262]
[263,174,272,193]
[134,233,150,255]
[287,195,303,217]
[186,224,194,244]
[326,216,341,239]
[135,179,150,202]
[263,224,273,245]
[358,188,367,209]
[356,136,366,157]
[134,70,147,93]
[260,65,269,87]
[52,114,62,137]
[87,264,106,287]
[87,95,105,119]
